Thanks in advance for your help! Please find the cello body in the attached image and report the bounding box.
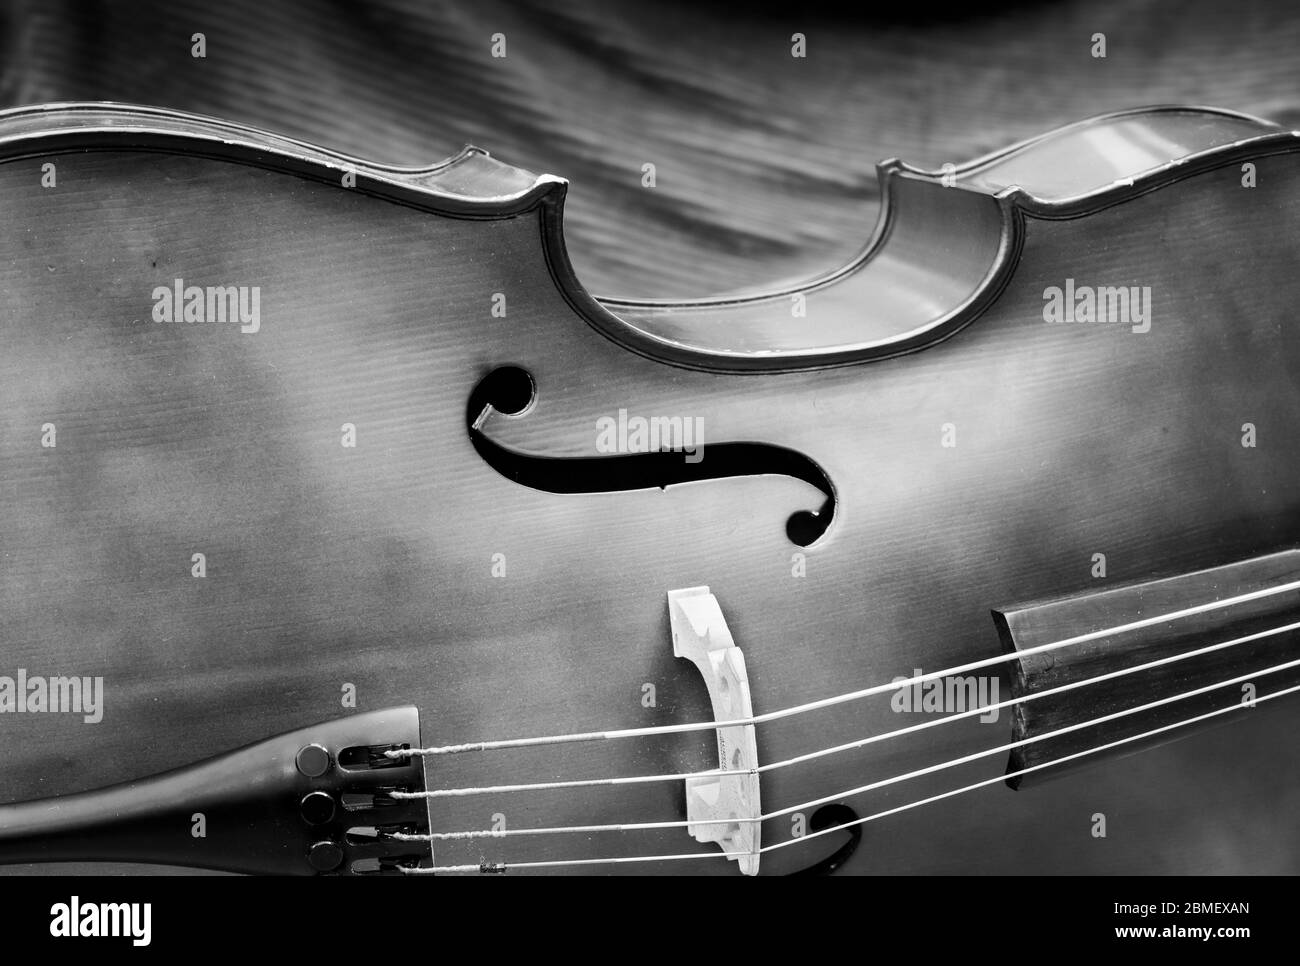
[0,103,1298,874]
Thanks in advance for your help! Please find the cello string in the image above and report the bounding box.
[405,852,721,873]
[392,578,1300,758]
[399,679,1300,873]
[391,655,1300,842]
[390,617,1300,801]
[761,678,1300,856]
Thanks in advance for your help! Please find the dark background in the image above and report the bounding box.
[2,0,1297,301]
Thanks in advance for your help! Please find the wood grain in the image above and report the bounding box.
[3,0,1300,301]
[0,128,1297,874]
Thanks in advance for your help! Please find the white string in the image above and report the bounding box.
[393,655,1299,841]
[392,578,1300,758]
[390,617,1300,801]
[400,679,1300,873]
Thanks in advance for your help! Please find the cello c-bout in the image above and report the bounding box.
[0,103,1298,874]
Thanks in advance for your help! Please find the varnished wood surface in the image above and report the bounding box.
[0,129,1298,873]
[4,0,1300,303]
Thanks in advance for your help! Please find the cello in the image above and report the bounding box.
[0,102,1297,874]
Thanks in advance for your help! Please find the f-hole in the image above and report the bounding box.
[469,365,535,420]
[787,803,862,876]
[467,366,837,547]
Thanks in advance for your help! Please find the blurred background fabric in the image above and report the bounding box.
[1,0,1298,300]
